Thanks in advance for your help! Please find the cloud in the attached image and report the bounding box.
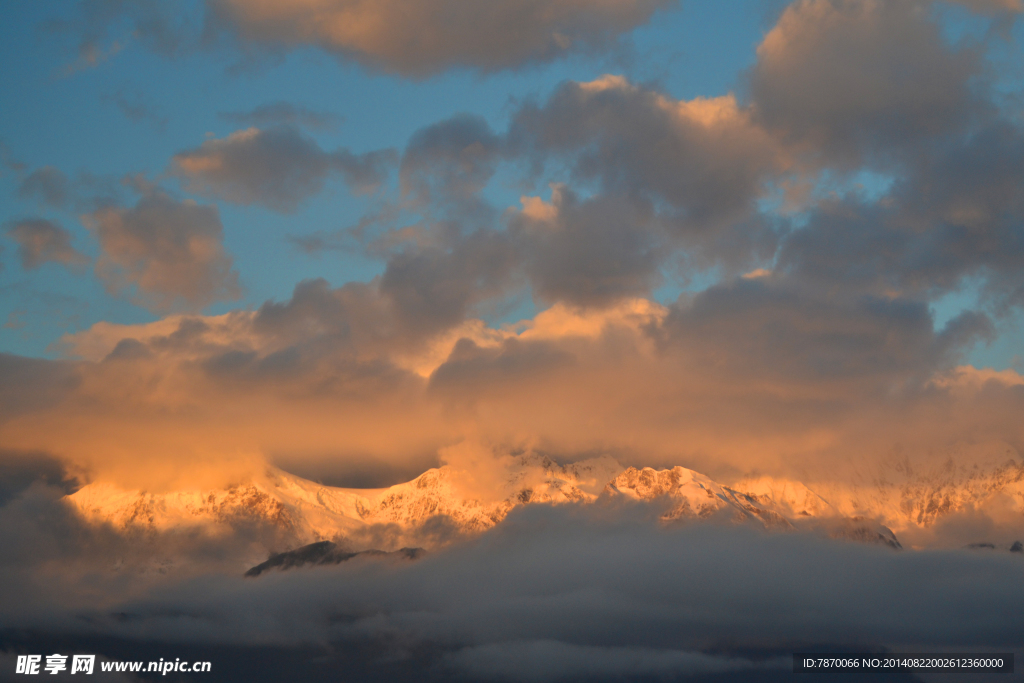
[0,450,79,506]
[17,167,71,208]
[658,279,956,388]
[748,0,988,168]
[773,121,1024,311]
[204,0,676,76]
[0,140,25,176]
[13,165,126,214]
[219,102,343,131]
[0,502,1021,682]
[379,231,518,336]
[443,640,783,682]
[420,287,1020,496]
[101,90,168,129]
[364,77,791,314]
[0,353,79,424]
[510,76,785,229]
[508,187,662,306]
[506,76,785,276]
[171,126,396,212]
[0,276,467,489]
[48,0,197,70]
[3,274,1013,498]
[4,219,88,270]
[400,115,504,213]
[369,34,1018,308]
[85,192,241,313]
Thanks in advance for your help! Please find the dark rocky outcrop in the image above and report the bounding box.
[246,541,425,577]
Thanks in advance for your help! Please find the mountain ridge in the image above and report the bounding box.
[67,453,1024,554]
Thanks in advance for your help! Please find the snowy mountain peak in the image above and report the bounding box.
[606,466,793,528]
[66,454,1024,554]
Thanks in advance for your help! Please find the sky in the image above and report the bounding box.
[0,0,778,356]
[2,0,1024,492]
[1,0,1020,364]
[2,1,1024,679]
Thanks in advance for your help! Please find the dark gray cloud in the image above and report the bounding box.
[204,0,676,76]
[0,353,79,423]
[748,0,989,169]
[374,87,783,313]
[0,503,1020,683]
[894,121,1024,310]
[0,451,79,507]
[316,22,1012,313]
[171,125,396,212]
[353,116,524,323]
[47,0,197,66]
[218,102,342,131]
[400,115,504,208]
[380,231,518,335]
[4,218,88,270]
[86,191,241,312]
[443,641,785,683]
[508,77,782,226]
[509,187,662,307]
[428,336,575,400]
[506,76,784,277]
[0,140,25,176]
[101,91,168,129]
[659,278,990,389]
[14,165,126,214]
[775,121,1024,311]
[54,0,676,79]
[249,278,410,359]
[17,167,71,208]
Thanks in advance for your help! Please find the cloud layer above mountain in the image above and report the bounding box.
[0,0,1021,511]
[1,288,1020,501]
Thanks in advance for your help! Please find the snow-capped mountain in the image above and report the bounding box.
[722,462,1023,535]
[606,466,793,528]
[67,454,620,548]
[66,453,1024,554]
[603,466,901,547]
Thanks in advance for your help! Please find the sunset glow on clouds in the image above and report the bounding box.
[2,0,1024,680]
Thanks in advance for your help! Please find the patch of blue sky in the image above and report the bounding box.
[805,168,896,205]
[653,264,724,307]
[975,309,1024,371]
[933,1,1024,115]
[605,0,774,102]
[930,277,985,331]
[988,21,1024,111]
[933,1,996,45]
[929,277,1023,371]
